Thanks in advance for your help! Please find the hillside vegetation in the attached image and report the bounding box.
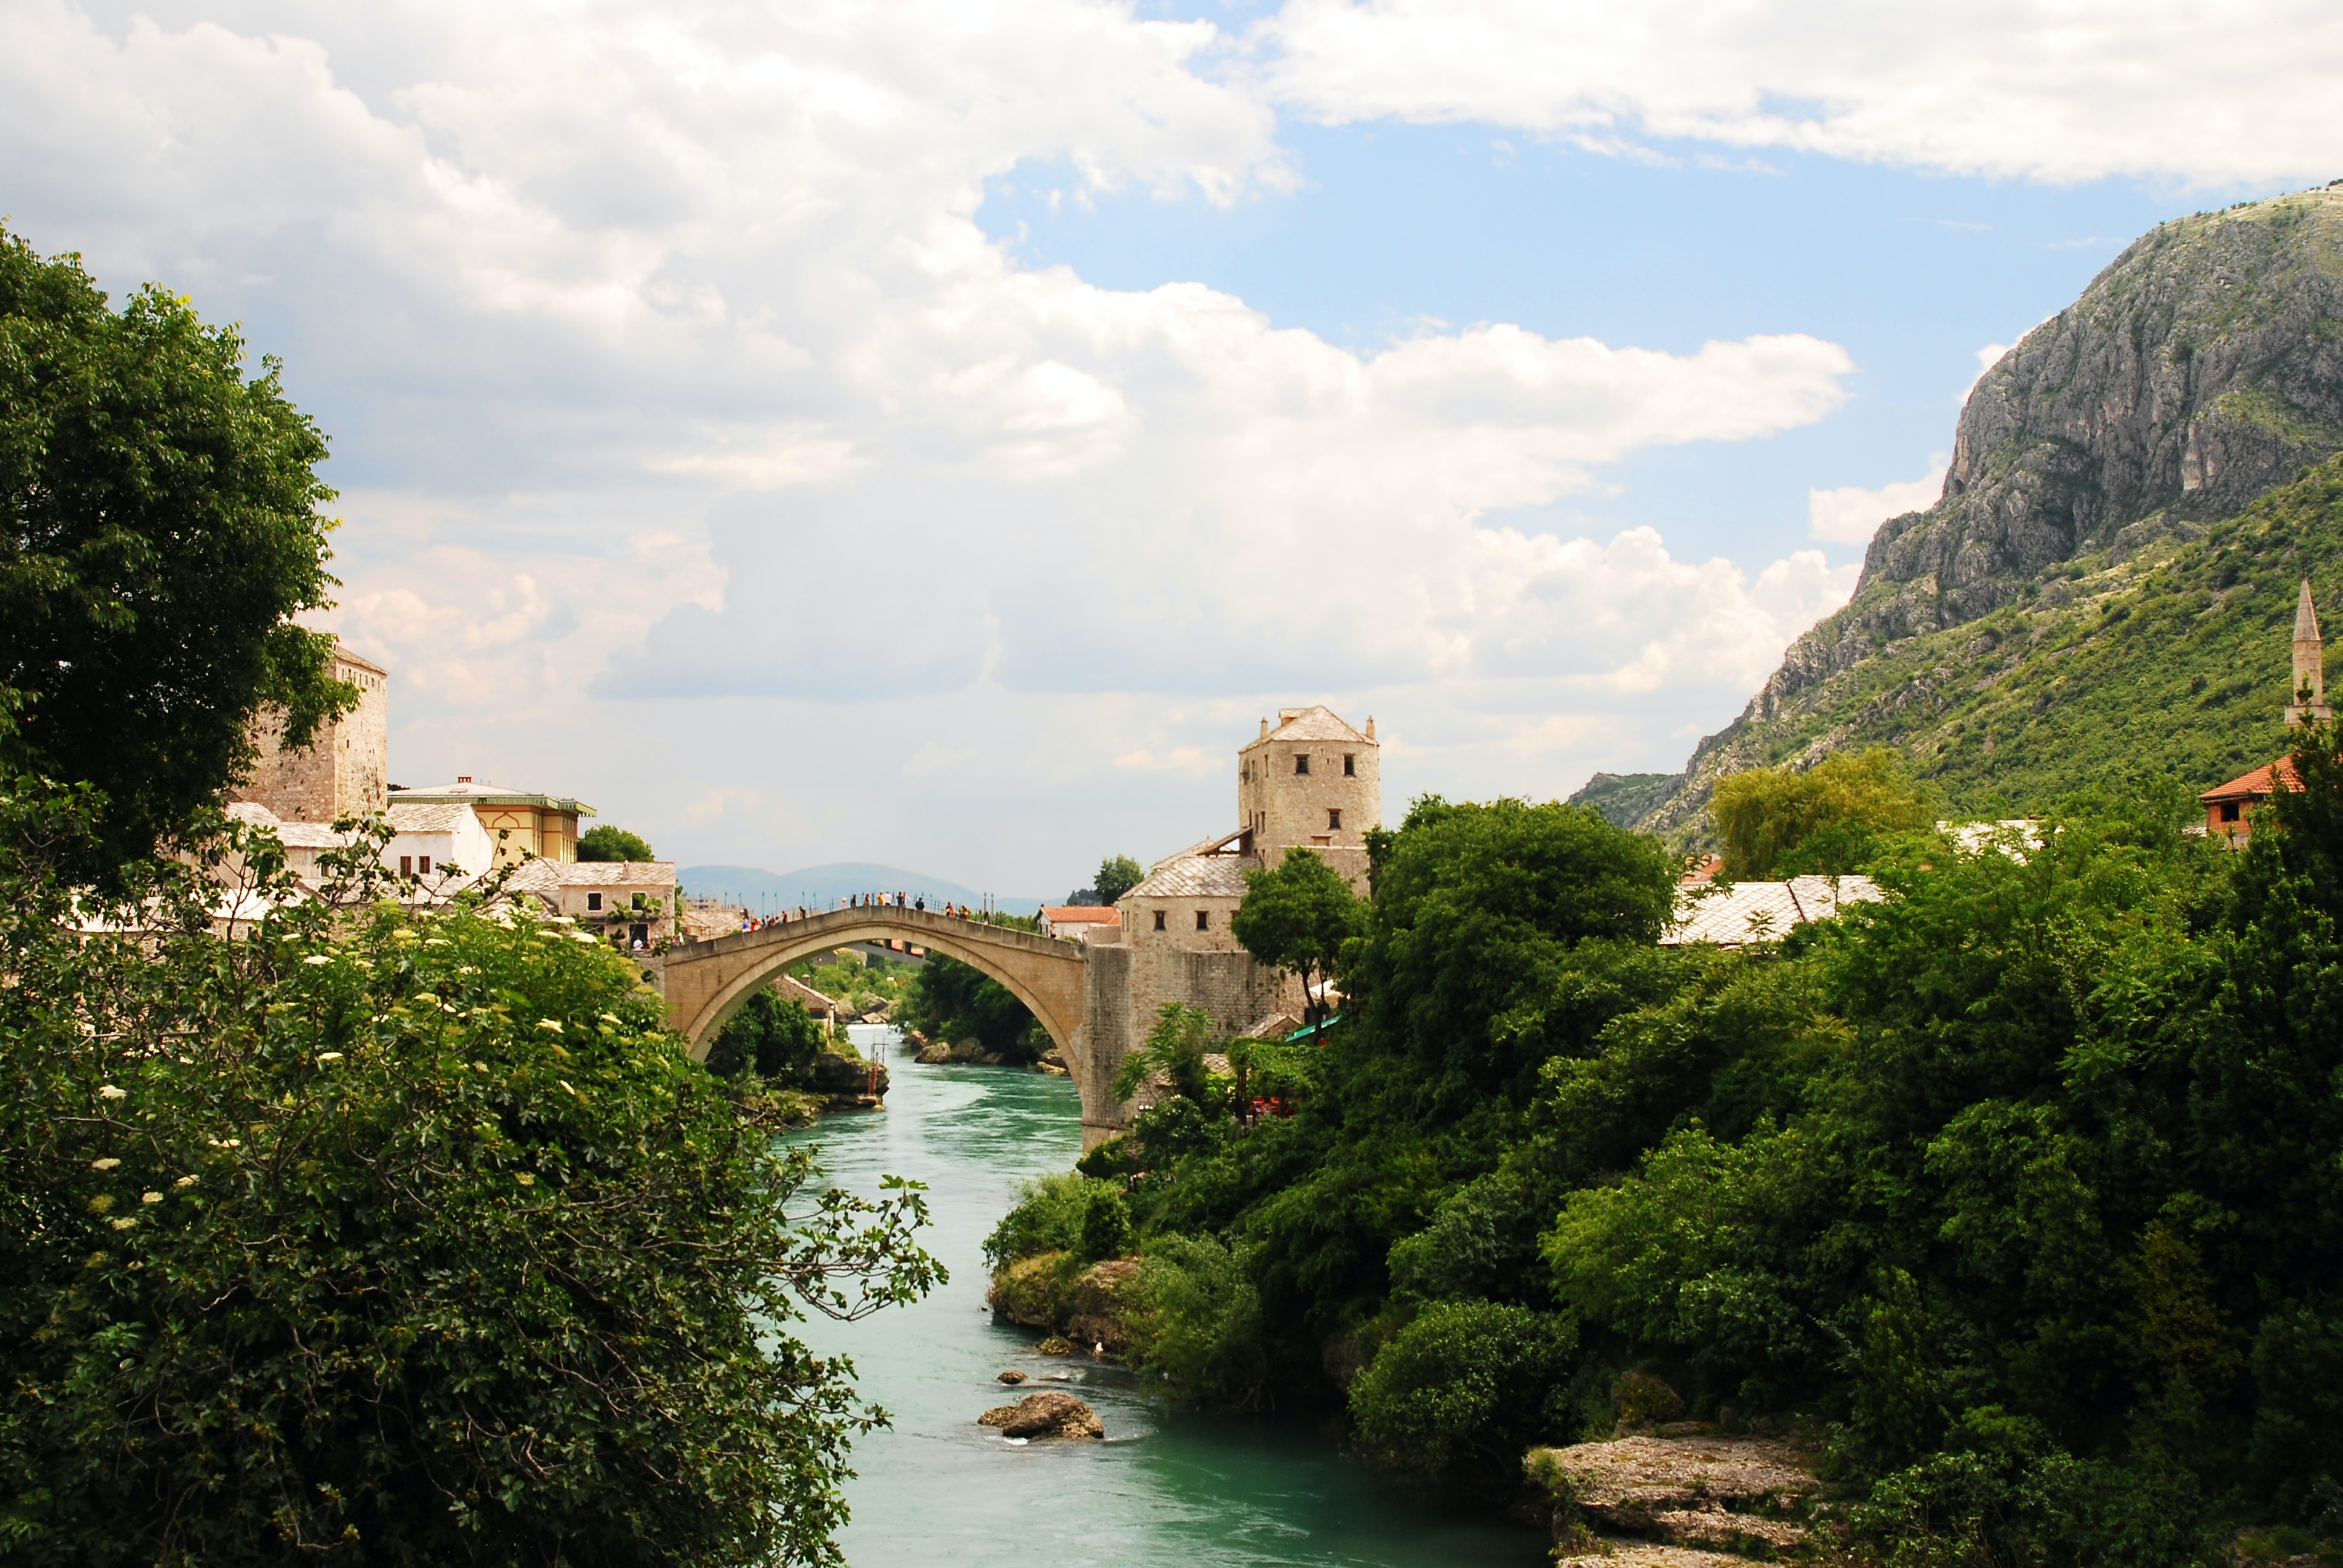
[1636,188,2343,841]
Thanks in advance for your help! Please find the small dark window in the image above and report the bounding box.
[1196,909,1210,930]
[1328,808,1342,831]
[2221,802,2241,823]
[631,892,645,909]
[1343,753,1355,776]
[588,892,603,910]
[1153,909,1167,931]
[418,855,432,875]
[398,855,413,875]
[1294,754,1309,776]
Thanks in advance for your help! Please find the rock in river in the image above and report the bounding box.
[997,1370,1027,1385]
[978,1391,1103,1440]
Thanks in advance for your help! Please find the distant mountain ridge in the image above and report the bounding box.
[680,861,1042,917]
[1625,187,2343,844]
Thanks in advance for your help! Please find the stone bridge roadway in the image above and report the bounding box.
[663,906,1099,1123]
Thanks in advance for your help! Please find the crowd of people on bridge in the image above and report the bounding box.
[732,890,1007,933]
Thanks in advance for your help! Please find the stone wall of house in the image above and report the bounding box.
[232,646,388,823]
[1079,922,1303,1146]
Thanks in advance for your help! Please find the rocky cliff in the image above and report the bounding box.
[1633,186,2343,842]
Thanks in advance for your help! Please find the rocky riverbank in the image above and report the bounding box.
[908,1028,1070,1075]
[1527,1429,1824,1565]
[986,1250,1137,1357]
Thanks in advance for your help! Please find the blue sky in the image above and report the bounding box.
[4,0,2337,895]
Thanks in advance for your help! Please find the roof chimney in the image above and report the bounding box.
[457,775,473,783]
[1366,716,1376,740]
[1259,717,1268,739]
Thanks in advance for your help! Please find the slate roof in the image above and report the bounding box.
[1126,848,1257,901]
[506,859,677,893]
[1662,875,1885,947]
[1263,705,1370,744]
[387,802,477,833]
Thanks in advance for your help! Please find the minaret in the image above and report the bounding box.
[2288,579,2332,726]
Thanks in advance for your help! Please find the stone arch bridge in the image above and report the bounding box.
[663,907,1102,1123]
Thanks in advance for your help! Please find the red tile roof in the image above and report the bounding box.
[2202,759,2301,803]
[1041,905,1122,925]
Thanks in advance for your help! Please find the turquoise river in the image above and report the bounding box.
[785,1033,1548,1567]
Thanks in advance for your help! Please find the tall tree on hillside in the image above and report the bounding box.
[1,229,349,874]
[1233,849,1364,1025]
[1709,748,1935,880]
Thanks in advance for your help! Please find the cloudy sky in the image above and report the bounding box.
[6,0,2339,898]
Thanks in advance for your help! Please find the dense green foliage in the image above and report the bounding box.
[900,953,1046,1062]
[1709,747,1936,878]
[1230,848,1363,1022]
[704,988,829,1082]
[1112,1002,1218,1106]
[0,228,349,876]
[981,1172,1132,1273]
[993,768,2343,1555]
[577,824,655,861]
[1092,854,1144,905]
[0,807,939,1565]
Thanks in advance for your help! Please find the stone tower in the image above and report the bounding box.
[231,642,390,823]
[1235,706,1381,889]
[2288,580,2332,727]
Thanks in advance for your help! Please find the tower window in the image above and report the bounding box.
[1294,754,1309,776]
[1153,909,1167,931]
[2221,802,2241,823]
[588,892,603,910]
[1196,909,1210,931]
[1343,753,1355,776]
[1328,808,1342,831]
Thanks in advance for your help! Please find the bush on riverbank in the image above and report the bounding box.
[0,799,942,1564]
[998,750,2343,1560]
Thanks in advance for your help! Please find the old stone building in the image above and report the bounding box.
[1074,706,1380,1146]
[231,643,389,823]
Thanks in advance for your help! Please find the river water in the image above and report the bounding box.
[786,1030,1547,1568]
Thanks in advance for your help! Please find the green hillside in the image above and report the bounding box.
[1564,770,1677,827]
[1625,188,2343,843]
[1696,456,2343,828]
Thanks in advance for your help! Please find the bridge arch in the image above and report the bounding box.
[663,907,1088,1076]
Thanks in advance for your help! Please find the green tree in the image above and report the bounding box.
[1348,1301,1578,1492]
[0,807,939,1565]
[1708,746,1935,879]
[899,953,1047,1062]
[705,987,828,1081]
[577,823,655,861]
[1113,1002,1219,1107]
[1232,848,1363,1024]
[1,229,349,874]
[1094,854,1144,904]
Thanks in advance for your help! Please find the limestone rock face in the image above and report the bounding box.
[1634,190,2343,841]
[977,1391,1103,1439]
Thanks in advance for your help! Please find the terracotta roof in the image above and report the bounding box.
[1258,705,1371,745]
[2201,759,2299,803]
[1662,875,1885,947]
[1041,905,1121,925]
[1126,851,1257,901]
[506,859,677,892]
[1680,854,1723,887]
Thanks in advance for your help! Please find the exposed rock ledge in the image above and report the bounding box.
[978,1391,1103,1440]
[1528,1431,1821,1564]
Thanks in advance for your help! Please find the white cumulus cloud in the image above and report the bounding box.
[1256,0,2343,188]
[1809,460,1948,545]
